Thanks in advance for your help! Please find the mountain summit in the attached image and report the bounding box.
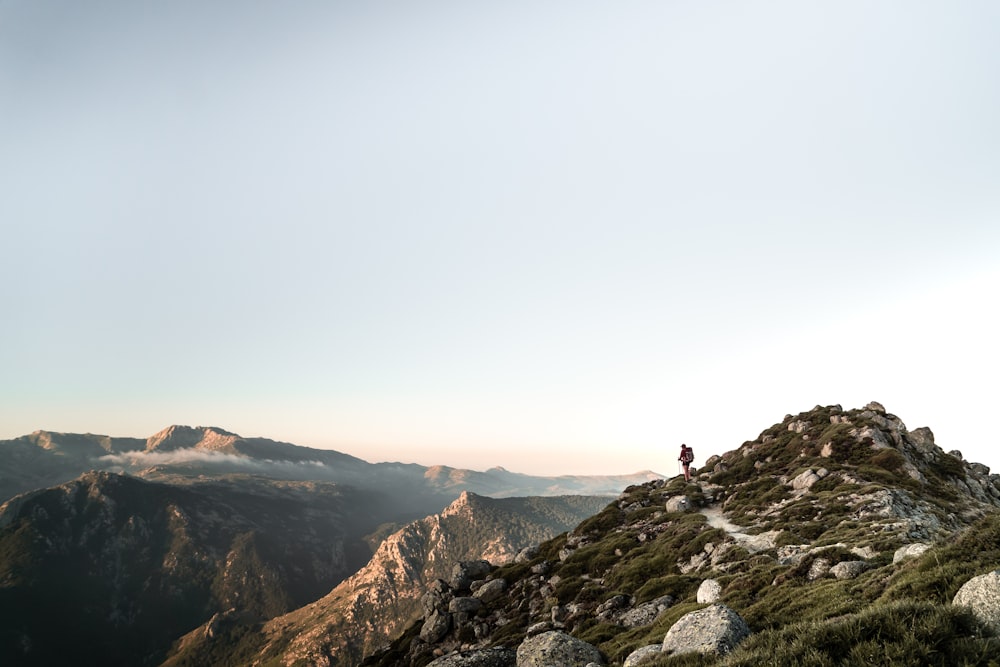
[363,402,1000,667]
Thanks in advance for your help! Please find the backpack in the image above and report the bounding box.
[681,447,694,463]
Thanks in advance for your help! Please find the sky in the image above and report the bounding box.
[2,1,998,476]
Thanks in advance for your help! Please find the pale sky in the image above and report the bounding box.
[2,1,998,476]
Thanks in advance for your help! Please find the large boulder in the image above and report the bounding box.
[427,647,517,667]
[953,570,1000,634]
[516,630,604,667]
[662,604,750,657]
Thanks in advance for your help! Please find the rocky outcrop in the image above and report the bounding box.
[234,494,607,667]
[662,604,750,656]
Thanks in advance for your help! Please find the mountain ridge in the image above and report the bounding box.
[0,425,659,503]
[359,402,1000,667]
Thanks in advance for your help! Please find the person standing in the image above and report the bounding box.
[678,444,695,482]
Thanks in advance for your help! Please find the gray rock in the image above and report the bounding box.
[830,561,869,580]
[595,594,630,621]
[788,420,810,433]
[850,546,878,560]
[622,645,662,667]
[892,543,931,564]
[662,604,750,657]
[422,579,452,616]
[516,630,604,667]
[953,570,1000,634]
[665,496,692,512]
[791,469,821,491]
[696,579,722,603]
[807,558,831,581]
[515,546,539,564]
[449,596,484,614]
[420,609,451,643]
[427,647,517,667]
[618,595,674,627]
[525,622,551,635]
[451,560,493,590]
[474,578,508,604]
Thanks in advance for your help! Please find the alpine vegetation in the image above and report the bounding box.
[363,403,1000,667]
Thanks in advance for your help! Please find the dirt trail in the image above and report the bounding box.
[698,504,781,553]
[699,505,750,540]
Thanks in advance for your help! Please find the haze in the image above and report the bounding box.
[2,1,998,476]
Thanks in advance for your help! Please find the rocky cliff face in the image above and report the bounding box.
[162,491,610,667]
[363,403,1000,667]
[0,472,380,666]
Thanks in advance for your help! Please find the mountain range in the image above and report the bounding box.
[0,424,663,504]
[0,425,654,666]
[5,403,1000,666]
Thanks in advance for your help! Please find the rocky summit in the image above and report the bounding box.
[365,403,1000,667]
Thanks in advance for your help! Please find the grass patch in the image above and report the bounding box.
[720,600,1000,667]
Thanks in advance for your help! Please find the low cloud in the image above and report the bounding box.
[97,448,329,474]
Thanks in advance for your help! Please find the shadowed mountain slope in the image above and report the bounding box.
[161,492,610,667]
[0,471,389,666]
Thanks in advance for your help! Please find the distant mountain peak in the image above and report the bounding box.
[146,425,241,453]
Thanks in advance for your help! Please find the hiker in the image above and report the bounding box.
[678,443,694,482]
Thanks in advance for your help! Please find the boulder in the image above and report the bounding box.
[807,558,831,581]
[622,645,662,667]
[451,560,492,590]
[420,609,451,643]
[474,578,508,604]
[449,596,483,615]
[665,496,692,513]
[427,647,517,667]
[516,630,604,667]
[830,561,869,580]
[595,594,630,621]
[696,579,722,603]
[618,595,674,627]
[791,469,821,491]
[953,570,1000,634]
[662,604,750,657]
[892,543,931,564]
[422,579,452,616]
[515,546,539,564]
